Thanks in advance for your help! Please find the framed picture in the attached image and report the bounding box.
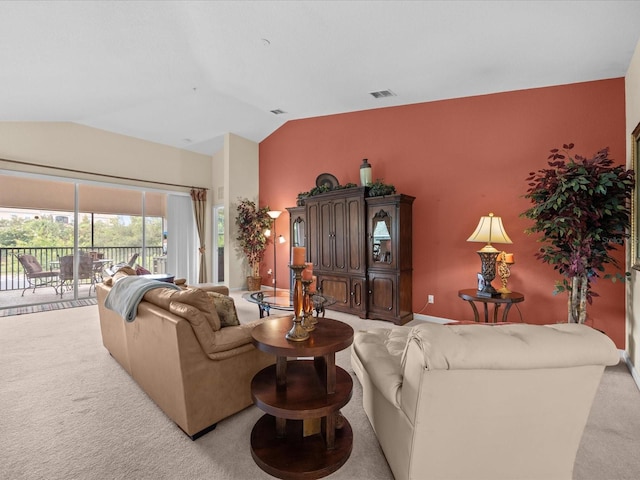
[632,122,640,270]
[477,272,486,291]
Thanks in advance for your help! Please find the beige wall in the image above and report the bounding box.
[224,133,260,290]
[626,39,640,373]
[212,149,225,206]
[0,122,212,192]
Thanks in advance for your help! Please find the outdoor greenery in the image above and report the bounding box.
[522,143,635,323]
[0,214,163,248]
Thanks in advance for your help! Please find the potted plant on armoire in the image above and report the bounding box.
[235,198,272,291]
[522,143,634,324]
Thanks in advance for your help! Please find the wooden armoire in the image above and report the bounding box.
[288,187,414,325]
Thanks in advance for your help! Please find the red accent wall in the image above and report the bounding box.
[259,78,627,347]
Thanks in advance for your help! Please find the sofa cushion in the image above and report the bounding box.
[144,287,221,331]
[112,265,137,279]
[169,301,262,358]
[206,292,240,327]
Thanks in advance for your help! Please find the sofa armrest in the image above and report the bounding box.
[352,329,405,408]
[190,283,230,296]
[399,334,426,424]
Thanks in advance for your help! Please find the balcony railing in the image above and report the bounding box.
[0,246,164,291]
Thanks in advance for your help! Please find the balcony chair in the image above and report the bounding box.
[89,252,111,284]
[15,254,59,296]
[58,254,95,297]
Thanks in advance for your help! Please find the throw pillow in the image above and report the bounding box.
[135,265,151,275]
[206,292,240,327]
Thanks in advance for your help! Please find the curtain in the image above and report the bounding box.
[166,195,197,284]
[190,188,207,283]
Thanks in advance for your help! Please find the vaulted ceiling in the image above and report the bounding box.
[2,1,639,156]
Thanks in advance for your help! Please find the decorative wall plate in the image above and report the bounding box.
[316,173,339,189]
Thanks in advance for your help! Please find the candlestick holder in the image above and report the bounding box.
[285,265,309,341]
[496,251,515,294]
[301,279,317,331]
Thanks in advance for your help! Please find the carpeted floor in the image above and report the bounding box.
[1,293,640,479]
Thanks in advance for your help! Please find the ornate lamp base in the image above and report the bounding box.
[477,250,500,298]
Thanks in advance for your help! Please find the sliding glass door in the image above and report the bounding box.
[0,172,178,310]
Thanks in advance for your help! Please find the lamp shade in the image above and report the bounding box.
[467,213,512,252]
[267,210,282,219]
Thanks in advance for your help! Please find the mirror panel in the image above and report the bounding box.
[372,209,392,264]
[293,217,305,247]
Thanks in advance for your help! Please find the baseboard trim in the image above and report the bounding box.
[412,313,453,324]
[620,350,640,392]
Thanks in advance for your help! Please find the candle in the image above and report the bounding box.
[505,253,515,263]
[292,247,306,266]
[302,262,313,280]
[309,275,317,293]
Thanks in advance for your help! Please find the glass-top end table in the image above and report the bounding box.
[242,290,335,319]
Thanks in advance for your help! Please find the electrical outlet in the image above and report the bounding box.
[428,295,434,304]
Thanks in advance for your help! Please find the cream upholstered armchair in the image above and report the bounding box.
[351,322,619,480]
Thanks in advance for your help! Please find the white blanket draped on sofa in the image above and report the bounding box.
[104,276,180,321]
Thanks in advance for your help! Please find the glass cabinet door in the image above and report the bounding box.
[371,209,393,265]
[293,216,306,247]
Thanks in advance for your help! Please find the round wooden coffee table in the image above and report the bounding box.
[250,316,354,479]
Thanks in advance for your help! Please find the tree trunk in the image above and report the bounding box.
[568,275,588,323]
[251,261,260,278]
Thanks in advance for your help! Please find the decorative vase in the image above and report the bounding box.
[246,276,262,292]
[360,158,372,186]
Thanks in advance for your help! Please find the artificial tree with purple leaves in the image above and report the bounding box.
[522,143,634,323]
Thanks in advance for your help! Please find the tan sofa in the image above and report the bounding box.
[351,322,619,480]
[96,281,275,440]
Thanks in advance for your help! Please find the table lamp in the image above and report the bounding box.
[467,213,512,297]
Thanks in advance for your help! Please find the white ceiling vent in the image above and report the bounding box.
[369,89,397,99]
[270,109,287,115]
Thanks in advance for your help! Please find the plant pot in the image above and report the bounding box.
[246,276,262,292]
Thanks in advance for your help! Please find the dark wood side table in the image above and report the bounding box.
[250,316,354,479]
[458,289,524,323]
